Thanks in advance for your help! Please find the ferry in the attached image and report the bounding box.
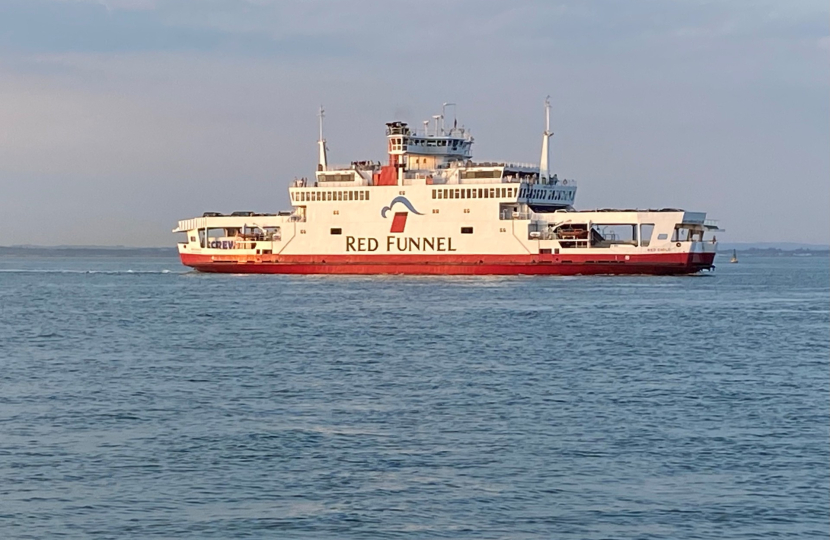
[174,100,720,275]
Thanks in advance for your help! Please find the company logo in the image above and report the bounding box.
[380,196,424,233]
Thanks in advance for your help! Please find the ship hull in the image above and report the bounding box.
[180,252,716,275]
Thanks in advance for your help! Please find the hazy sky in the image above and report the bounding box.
[0,0,827,246]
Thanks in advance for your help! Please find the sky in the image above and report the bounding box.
[0,0,827,247]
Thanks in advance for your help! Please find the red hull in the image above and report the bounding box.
[180,253,716,275]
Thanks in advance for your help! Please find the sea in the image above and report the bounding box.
[1,253,827,539]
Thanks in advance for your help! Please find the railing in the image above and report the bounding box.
[500,211,533,220]
[473,161,537,169]
[324,164,361,171]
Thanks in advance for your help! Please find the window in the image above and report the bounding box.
[333,210,339,215]
[319,173,354,183]
[365,191,370,200]
[359,191,364,200]
[640,224,655,247]
[437,190,443,199]
[460,170,502,180]
[463,208,470,213]
[432,189,436,199]
[348,191,353,201]
[590,224,637,248]
[432,209,440,214]
[461,227,473,234]
[673,227,694,242]
[331,228,342,235]
[657,233,668,240]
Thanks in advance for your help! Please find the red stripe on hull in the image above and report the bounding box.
[179,253,716,275]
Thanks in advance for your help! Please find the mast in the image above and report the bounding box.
[442,102,456,134]
[317,105,328,172]
[539,96,552,184]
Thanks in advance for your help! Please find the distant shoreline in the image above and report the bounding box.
[717,247,829,257]
[0,246,177,258]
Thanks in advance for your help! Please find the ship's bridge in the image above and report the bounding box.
[386,120,473,173]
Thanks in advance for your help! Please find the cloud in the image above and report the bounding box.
[0,0,827,245]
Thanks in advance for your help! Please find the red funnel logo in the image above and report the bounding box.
[381,196,423,234]
[390,212,408,233]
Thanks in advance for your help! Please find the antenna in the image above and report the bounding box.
[544,95,551,135]
[317,105,328,171]
[442,102,456,133]
[539,96,552,183]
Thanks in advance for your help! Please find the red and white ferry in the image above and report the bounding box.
[174,101,719,275]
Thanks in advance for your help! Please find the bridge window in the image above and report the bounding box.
[331,228,342,235]
[461,227,473,234]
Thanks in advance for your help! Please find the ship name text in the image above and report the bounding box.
[346,236,457,252]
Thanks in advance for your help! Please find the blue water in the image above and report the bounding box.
[1,254,827,539]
